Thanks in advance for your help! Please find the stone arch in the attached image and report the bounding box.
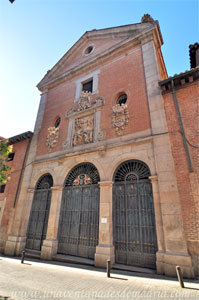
[107,153,156,182]
[60,158,105,186]
[30,167,58,188]
[35,173,53,189]
[64,162,100,186]
[113,159,151,182]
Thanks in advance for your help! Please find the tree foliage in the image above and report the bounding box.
[0,140,13,185]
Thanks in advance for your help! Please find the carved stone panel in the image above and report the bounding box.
[72,115,94,146]
[66,91,104,117]
[112,104,129,135]
[46,127,59,151]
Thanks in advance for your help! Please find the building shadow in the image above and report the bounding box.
[1,254,198,288]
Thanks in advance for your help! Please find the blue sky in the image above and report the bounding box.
[0,0,198,138]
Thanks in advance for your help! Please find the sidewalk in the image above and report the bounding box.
[0,255,198,300]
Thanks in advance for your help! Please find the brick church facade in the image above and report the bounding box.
[1,15,198,278]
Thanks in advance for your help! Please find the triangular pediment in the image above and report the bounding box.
[38,21,161,90]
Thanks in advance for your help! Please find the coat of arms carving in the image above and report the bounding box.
[46,127,59,151]
[112,104,129,135]
[73,115,94,146]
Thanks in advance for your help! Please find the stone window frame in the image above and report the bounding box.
[75,69,100,101]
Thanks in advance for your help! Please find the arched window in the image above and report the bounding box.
[117,93,127,105]
[36,174,53,189]
[54,117,61,128]
[113,159,150,182]
[64,162,100,186]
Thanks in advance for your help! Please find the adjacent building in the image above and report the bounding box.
[0,132,33,253]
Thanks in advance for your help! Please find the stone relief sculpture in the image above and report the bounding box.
[66,91,104,117]
[72,115,94,146]
[112,103,129,135]
[46,126,59,151]
[62,92,105,149]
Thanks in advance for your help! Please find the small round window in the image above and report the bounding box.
[83,44,95,56]
[54,117,61,128]
[117,93,127,105]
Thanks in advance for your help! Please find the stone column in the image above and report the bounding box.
[95,181,115,267]
[40,186,63,260]
[149,175,165,274]
[4,188,35,256]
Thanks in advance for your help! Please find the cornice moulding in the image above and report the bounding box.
[32,132,153,166]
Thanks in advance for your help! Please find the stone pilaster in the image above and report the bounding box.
[4,188,34,256]
[95,181,115,267]
[149,175,165,274]
[4,91,48,256]
[142,39,194,277]
[40,186,63,260]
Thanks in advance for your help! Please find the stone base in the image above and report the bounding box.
[4,235,26,256]
[156,251,194,279]
[40,239,58,260]
[95,244,115,268]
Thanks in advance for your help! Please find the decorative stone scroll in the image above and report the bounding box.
[72,115,94,146]
[66,91,104,117]
[46,126,59,151]
[112,104,129,135]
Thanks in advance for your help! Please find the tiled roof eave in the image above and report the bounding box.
[159,67,199,93]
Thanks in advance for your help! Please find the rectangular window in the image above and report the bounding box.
[8,152,15,161]
[82,79,93,93]
[0,185,6,193]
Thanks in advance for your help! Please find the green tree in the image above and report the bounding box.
[0,140,13,185]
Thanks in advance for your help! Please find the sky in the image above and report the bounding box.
[0,0,198,138]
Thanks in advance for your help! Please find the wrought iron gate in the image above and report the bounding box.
[58,163,100,259]
[26,174,53,251]
[113,160,157,269]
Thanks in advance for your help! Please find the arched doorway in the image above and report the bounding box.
[113,160,157,269]
[26,174,53,251]
[58,163,100,259]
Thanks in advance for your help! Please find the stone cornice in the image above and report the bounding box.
[37,27,156,91]
[32,130,153,166]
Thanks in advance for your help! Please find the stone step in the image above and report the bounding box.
[112,263,156,274]
[53,254,94,266]
[24,249,41,259]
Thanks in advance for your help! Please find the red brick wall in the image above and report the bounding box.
[36,44,151,156]
[0,140,29,241]
[163,81,199,256]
